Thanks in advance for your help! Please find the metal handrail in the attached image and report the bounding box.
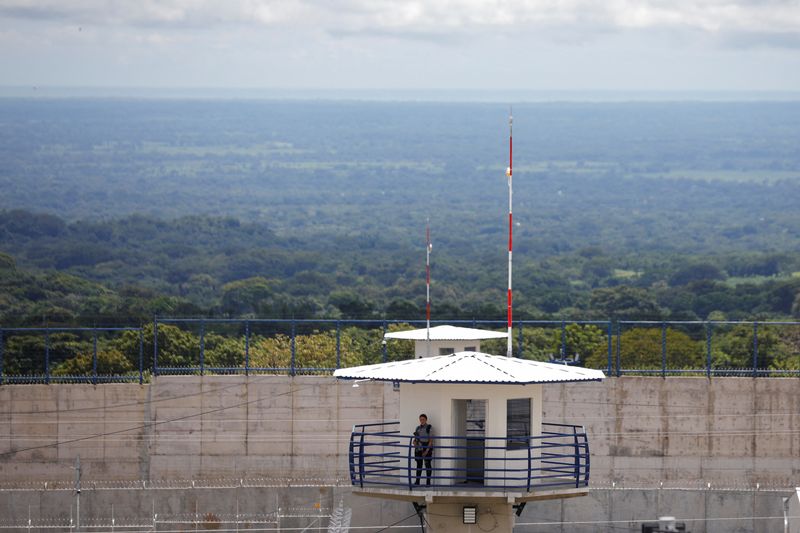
[348,421,590,492]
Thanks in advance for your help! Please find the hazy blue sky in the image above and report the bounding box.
[2,0,800,92]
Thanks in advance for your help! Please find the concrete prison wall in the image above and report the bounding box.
[0,375,797,532]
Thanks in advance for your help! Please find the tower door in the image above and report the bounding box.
[452,399,486,485]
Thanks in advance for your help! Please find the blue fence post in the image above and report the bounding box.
[407,437,414,489]
[348,434,356,485]
[0,328,4,385]
[244,321,250,376]
[517,322,523,357]
[584,432,591,486]
[573,429,581,488]
[752,322,759,378]
[290,319,296,376]
[382,321,388,363]
[358,432,366,488]
[706,322,713,379]
[199,320,205,376]
[153,317,159,377]
[92,330,98,385]
[661,322,667,378]
[606,321,613,375]
[615,323,622,377]
[560,320,567,359]
[45,328,50,384]
[138,329,144,385]
[526,438,532,492]
[336,321,341,369]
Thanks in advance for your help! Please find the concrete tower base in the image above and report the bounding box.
[354,487,588,533]
[423,502,515,533]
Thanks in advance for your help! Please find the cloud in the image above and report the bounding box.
[1,0,799,46]
[327,27,469,45]
[0,0,310,27]
[721,30,800,49]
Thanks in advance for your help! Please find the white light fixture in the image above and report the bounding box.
[463,506,477,524]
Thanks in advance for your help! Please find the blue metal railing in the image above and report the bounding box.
[1,318,798,383]
[153,318,395,376]
[613,320,800,378]
[348,421,589,492]
[0,327,144,385]
[150,318,800,378]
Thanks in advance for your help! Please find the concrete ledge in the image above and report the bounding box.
[352,486,589,504]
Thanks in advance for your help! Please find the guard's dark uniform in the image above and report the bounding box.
[414,423,433,485]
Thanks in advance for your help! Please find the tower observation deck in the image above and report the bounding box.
[334,349,605,532]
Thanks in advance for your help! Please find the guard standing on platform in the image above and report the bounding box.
[414,413,434,486]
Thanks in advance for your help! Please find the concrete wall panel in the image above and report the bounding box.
[1,375,799,531]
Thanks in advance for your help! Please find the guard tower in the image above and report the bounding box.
[334,351,605,533]
[384,324,508,358]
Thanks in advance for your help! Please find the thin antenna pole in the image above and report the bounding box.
[506,110,513,357]
[425,219,432,358]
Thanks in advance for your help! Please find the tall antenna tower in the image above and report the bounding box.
[506,111,513,357]
[425,219,432,358]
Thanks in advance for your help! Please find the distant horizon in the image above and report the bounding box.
[3,86,800,103]
[4,2,799,98]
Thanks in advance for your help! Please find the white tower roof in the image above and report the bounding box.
[333,351,605,385]
[384,325,508,341]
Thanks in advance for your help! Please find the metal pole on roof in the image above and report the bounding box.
[425,219,432,359]
[506,110,513,357]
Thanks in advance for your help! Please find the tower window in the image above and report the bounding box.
[506,398,531,450]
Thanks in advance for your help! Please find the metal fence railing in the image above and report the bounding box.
[153,318,393,376]
[0,327,144,385]
[0,319,798,383]
[348,421,589,492]
[613,320,800,378]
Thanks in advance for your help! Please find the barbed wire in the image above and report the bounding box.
[0,477,351,492]
[0,483,795,531]
[0,476,792,492]
[516,514,799,528]
[0,514,796,532]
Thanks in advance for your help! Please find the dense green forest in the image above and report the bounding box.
[1,209,799,326]
[1,98,800,330]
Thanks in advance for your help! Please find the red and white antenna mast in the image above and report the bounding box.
[506,110,513,357]
[425,219,432,358]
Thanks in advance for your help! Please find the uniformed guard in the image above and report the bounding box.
[413,413,434,486]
